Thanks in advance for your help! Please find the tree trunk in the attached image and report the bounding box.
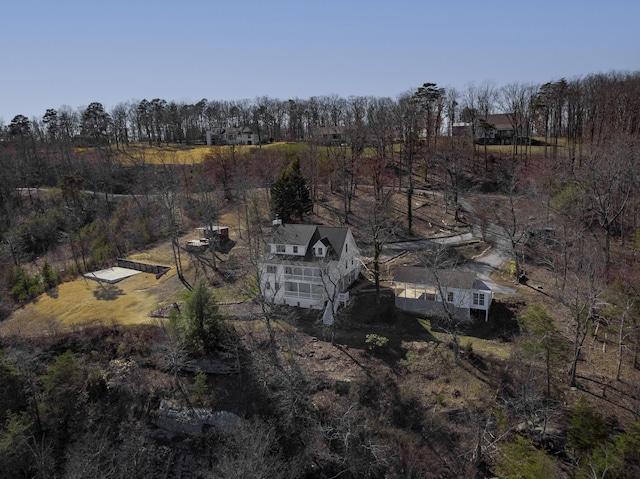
[616,310,627,381]
[407,187,413,233]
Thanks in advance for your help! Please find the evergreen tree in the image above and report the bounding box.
[270,158,312,222]
[182,278,225,351]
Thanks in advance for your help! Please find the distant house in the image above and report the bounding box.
[206,127,257,146]
[451,121,472,137]
[258,221,360,322]
[312,126,348,146]
[475,113,527,145]
[392,267,493,321]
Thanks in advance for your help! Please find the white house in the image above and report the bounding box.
[392,267,493,321]
[259,223,360,320]
[206,127,257,146]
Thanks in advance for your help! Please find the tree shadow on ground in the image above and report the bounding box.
[575,375,640,420]
[92,283,125,300]
[45,286,59,299]
[294,288,442,371]
[444,299,521,342]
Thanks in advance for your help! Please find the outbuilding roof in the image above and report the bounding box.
[393,266,490,291]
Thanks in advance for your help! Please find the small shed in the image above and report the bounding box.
[196,226,229,241]
[186,225,235,253]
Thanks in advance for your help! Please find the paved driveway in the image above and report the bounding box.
[385,196,517,296]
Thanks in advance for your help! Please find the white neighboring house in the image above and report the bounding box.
[206,127,256,145]
[259,222,360,319]
[393,267,493,321]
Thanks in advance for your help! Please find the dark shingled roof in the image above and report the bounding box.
[393,267,490,291]
[266,224,351,261]
[268,224,317,247]
[316,226,348,257]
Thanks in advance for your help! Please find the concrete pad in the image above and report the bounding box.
[84,267,142,284]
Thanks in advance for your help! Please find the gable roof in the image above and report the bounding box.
[268,224,318,247]
[266,224,351,261]
[314,126,347,136]
[316,226,348,257]
[479,113,524,130]
[222,126,255,135]
[393,267,489,291]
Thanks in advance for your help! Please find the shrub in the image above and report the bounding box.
[14,208,63,258]
[42,350,83,392]
[400,350,420,369]
[568,397,610,456]
[495,435,560,479]
[41,260,60,290]
[509,260,517,278]
[191,370,215,408]
[365,334,389,352]
[9,266,42,303]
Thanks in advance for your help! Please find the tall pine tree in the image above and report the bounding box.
[270,158,312,222]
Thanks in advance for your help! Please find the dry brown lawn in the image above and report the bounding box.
[0,210,243,337]
[0,253,181,338]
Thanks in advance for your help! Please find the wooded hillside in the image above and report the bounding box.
[1,71,640,478]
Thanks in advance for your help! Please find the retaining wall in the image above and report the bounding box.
[117,258,170,278]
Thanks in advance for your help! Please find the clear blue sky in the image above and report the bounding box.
[1,0,638,122]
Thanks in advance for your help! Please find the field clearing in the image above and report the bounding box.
[0,212,248,338]
[0,270,177,337]
[110,141,396,165]
[77,136,587,167]
[112,142,308,165]
[114,144,229,165]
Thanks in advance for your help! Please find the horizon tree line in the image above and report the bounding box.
[1,70,638,156]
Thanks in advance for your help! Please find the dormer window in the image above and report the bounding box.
[293,246,298,254]
[276,244,285,253]
[315,247,324,257]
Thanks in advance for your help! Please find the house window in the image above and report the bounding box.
[266,265,276,274]
[293,246,298,254]
[446,292,454,302]
[276,245,285,253]
[315,247,323,256]
[345,244,348,252]
[274,282,279,290]
[285,267,292,274]
[265,282,271,290]
[473,293,485,306]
